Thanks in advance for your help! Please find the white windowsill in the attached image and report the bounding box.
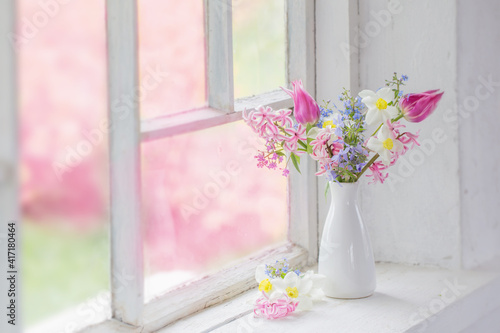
[159,262,500,333]
[27,243,309,333]
[27,261,500,333]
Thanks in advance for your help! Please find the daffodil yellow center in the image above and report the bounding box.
[286,287,299,298]
[323,120,336,128]
[376,98,388,110]
[322,120,336,128]
[383,138,394,150]
[259,279,272,293]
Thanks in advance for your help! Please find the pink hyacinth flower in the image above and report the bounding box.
[254,293,299,320]
[399,130,420,149]
[399,90,444,123]
[273,108,294,128]
[282,80,320,125]
[283,124,307,153]
[251,105,275,131]
[366,161,389,184]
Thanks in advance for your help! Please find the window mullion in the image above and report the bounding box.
[106,0,144,326]
[205,0,235,113]
[140,90,292,141]
[286,0,318,265]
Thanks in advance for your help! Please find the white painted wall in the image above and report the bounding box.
[456,0,500,269]
[317,0,500,270]
[357,0,461,268]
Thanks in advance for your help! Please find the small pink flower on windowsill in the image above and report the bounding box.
[399,90,444,123]
[254,292,299,320]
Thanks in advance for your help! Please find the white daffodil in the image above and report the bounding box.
[320,116,336,129]
[366,125,404,165]
[271,271,325,310]
[255,264,279,295]
[307,113,337,140]
[301,270,326,301]
[359,87,399,125]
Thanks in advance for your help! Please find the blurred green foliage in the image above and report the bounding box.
[233,0,286,98]
[23,222,108,325]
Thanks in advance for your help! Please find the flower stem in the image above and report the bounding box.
[274,122,291,137]
[370,113,405,137]
[356,153,380,179]
[370,123,383,137]
[392,113,404,122]
[326,144,334,158]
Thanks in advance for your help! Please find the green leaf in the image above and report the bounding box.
[275,151,286,157]
[297,140,308,150]
[324,181,330,200]
[306,137,313,154]
[290,153,301,174]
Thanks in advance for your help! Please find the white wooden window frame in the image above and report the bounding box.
[0,0,317,331]
[0,1,19,333]
[105,0,318,331]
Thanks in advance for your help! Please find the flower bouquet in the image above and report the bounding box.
[243,73,443,184]
[244,73,444,298]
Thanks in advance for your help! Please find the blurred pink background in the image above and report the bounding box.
[19,0,287,324]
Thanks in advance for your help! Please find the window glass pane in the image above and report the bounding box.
[138,0,206,119]
[233,0,286,99]
[18,0,109,326]
[142,121,287,298]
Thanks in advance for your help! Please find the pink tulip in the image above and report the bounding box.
[399,90,444,123]
[282,80,320,125]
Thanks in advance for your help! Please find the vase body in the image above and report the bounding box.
[318,182,376,299]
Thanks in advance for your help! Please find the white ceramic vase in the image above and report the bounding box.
[318,182,376,299]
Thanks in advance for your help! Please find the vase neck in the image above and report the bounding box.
[329,182,360,204]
